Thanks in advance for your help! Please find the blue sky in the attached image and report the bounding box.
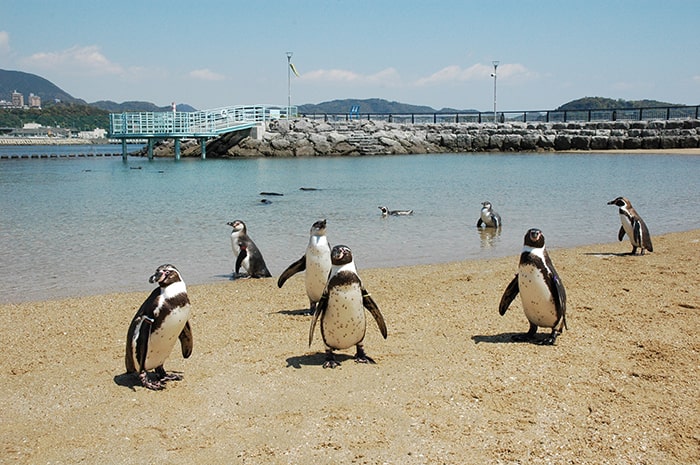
[1,0,698,111]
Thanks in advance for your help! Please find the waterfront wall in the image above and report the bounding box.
[148,118,700,158]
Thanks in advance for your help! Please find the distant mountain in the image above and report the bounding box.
[298,98,479,114]
[556,97,681,111]
[0,69,85,104]
[0,69,197,112]
[90,100,197,112]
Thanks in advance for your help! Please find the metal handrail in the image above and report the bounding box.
[109,104,298,137]
[301,104,700,124]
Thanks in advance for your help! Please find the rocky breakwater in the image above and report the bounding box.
[149,118,700,158]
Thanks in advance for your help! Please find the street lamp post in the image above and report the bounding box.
[491,61,499,123]
[286,51,293,117]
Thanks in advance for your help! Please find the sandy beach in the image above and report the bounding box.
[1,230,698,464]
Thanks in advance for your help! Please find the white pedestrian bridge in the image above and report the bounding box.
[109,104,297,160]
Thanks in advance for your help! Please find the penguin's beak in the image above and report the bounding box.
[149,270,166,284]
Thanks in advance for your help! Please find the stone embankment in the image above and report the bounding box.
[148,118,700,158]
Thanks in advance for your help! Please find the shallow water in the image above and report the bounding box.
[1,151,699,303]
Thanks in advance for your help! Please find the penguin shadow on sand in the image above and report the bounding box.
[285,352,356,369]
[112,370,185,391]
[276,307,313,316]
[471,333,557,345]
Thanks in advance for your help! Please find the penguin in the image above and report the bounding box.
[125,264,193,390]
[499,229,567,345]
[476,201,502,228]
[226,220,272,278]
[378,206,413,217]
[607,196,653,255]
[309,245,388,368]
[277,219,332,315]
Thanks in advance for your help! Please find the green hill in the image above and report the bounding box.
[298,98,479,114]
[556,97,681,111]
[0,69,84,105]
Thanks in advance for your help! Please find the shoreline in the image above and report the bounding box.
[1,230,698,463]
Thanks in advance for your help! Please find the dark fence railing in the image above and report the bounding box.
[302,105,700,124]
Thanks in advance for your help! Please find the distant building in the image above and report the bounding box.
[29,93,41,108]
[78,128,107,139]
[11,90,24,108]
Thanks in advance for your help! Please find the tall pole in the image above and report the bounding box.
[492,61,499,123]
[286,51,293,117]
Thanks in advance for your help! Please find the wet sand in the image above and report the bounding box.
[1,230,698,464]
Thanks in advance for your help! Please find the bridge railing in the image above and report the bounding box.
[109,104,297,137]
[301,104,700,124]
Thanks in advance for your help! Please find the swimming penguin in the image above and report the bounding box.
[309,245,388,368]
[476,201,502,228]
[277,219,332,315]
[378,206,413,217]
[226,220,272,278]
[125,264,193,390]
[499,229,567,345]
[607,196,653,255]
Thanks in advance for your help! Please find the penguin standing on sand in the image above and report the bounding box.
[125,264,193,390]
[309,245,388,368]
[607,196,653,255]
[476,201,502,228]
[499,229,567,345]
[278,219,332,315]
[227,220,272,278]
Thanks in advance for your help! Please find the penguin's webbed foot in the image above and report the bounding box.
[323,350,340,368]
[354,346,377,364]
[155,366,183,382]
[139,371,166,391]
[512,323,538,343]
[538,330,561,346]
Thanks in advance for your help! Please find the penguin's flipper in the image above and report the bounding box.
[617,225,627,242]
[635,219,654,253]
[277,256,306,287]
[499,275,519,316]
[179,320,193,358]
[476,218,484,228]
[125,287,159,373]
[235,245,248,274]
[309,293,328,346]
[552,272,567,331]
[135,315,154,372]
[492,214,502,228]
[362,288,387,339]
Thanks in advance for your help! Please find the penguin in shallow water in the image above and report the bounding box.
[378,206,413,217]
[125,264,193,390]
[278,219,332,315]
[227,220,272,278]
[607,196,653,255]
[476,201,502,228]
[309,245,388,368]
[499,229,567,345]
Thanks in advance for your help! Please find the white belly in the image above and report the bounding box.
[518,265,557,328]
[144,303,190,370]
[305,248,331,302]
[619,214,637,245]
[322,284,366,350]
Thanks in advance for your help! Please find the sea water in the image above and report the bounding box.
[1,150,699,303]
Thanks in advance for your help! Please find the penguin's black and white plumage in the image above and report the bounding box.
[125,264,193,390]
[378,206,413,217]
[499,229,567,345]
[309,245,388,368]
[227,220,272,278]
[607,196,653,255]
[277,219,332,315]
[476,201,502,228]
